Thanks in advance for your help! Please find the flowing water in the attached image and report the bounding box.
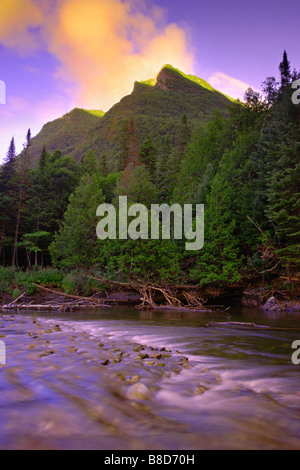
[0,306,300,450]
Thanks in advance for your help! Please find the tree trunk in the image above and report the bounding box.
[0,222,5,263]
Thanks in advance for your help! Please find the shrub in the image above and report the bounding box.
[12,288,22,300]
[0,267,17,294]
[15,268,64,295]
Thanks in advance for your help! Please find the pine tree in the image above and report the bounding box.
[0,138,16,263]
[100,155,108,177]
[177,114,191,164]
[140,135,157,181]
[262,77,279,107]
[128,118,141,169]
[11,132,32,267]
[50,173,105,269]
[119,120,130,171]
[156,138,172,202]
[279,50,292,90]
[82,149,98,175]
[265,97,300,278]
[38,145,47,170]
[2,137,16,184]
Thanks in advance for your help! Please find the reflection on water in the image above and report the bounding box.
[0,306,300,450]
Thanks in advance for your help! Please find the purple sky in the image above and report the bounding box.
[0,0,298,162]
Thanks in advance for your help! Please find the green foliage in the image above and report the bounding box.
[61,272,80,295]
[116,164,158,206]
[264,91,300,271]
[50,172,105,269]
[12,288,22,300]
[81,149,98,175]
[94,238,181,282]
[62,271,105,296]
[140,135,157,180]
[0,267,16,293]
[10,268,64,295]
[23,108,105,167]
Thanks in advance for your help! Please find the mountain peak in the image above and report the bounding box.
[137,65,233,98]
[26,65,233,166]
[155,65,179,91]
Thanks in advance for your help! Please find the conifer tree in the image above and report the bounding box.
[1,137,16,184]
[100,155,108,177]
[119,120,130,171]
[265,96,300,278]
[82,149,98,175]
[140,135,157,181]
[0,138,16,263]
[11,132,32,267]
[279,50,292,90]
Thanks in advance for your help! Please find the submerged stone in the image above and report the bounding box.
[126,383,152,401]
[126,375,140,384]
[101,359,110,366]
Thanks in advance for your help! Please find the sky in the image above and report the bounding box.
[0,0,298,162]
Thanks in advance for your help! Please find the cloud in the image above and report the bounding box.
[208,71,257,100]
[0,0,194,110]
[0,0,43,53]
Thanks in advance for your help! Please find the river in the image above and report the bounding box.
[0,306,299,450]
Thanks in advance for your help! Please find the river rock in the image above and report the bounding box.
[126,383,152,401]
[126,375,140,384]
[242,288,266,308]
[263,296,277,310]
[243,289,300,312]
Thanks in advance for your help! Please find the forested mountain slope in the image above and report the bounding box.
[26,65,233,169]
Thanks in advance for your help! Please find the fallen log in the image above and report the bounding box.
[206,321,300,331]
[0,303,111,311]
[9,292,26,306]
[32,283,105,303]
[154,305,212,313]
[1,304,62,310]
[82,274,211,311]
[0,284,115,311]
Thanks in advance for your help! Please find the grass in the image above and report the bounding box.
[0,267,105,297]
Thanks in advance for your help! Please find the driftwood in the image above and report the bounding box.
[10,292,26,306]
[206,321,300,331]
[32,284,106,303]
[0,284,112,312]
[154,305,212,313]
[82,274,211,312]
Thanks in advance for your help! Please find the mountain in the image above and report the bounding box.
[27,65,234,168]
[26,108,105,167]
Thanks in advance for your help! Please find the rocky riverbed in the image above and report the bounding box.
[1,308,300,450]
[0,313,196,450]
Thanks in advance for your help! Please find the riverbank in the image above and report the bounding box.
[242,288,300,312]
[0,266,299,313]
[1,286,299,314]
